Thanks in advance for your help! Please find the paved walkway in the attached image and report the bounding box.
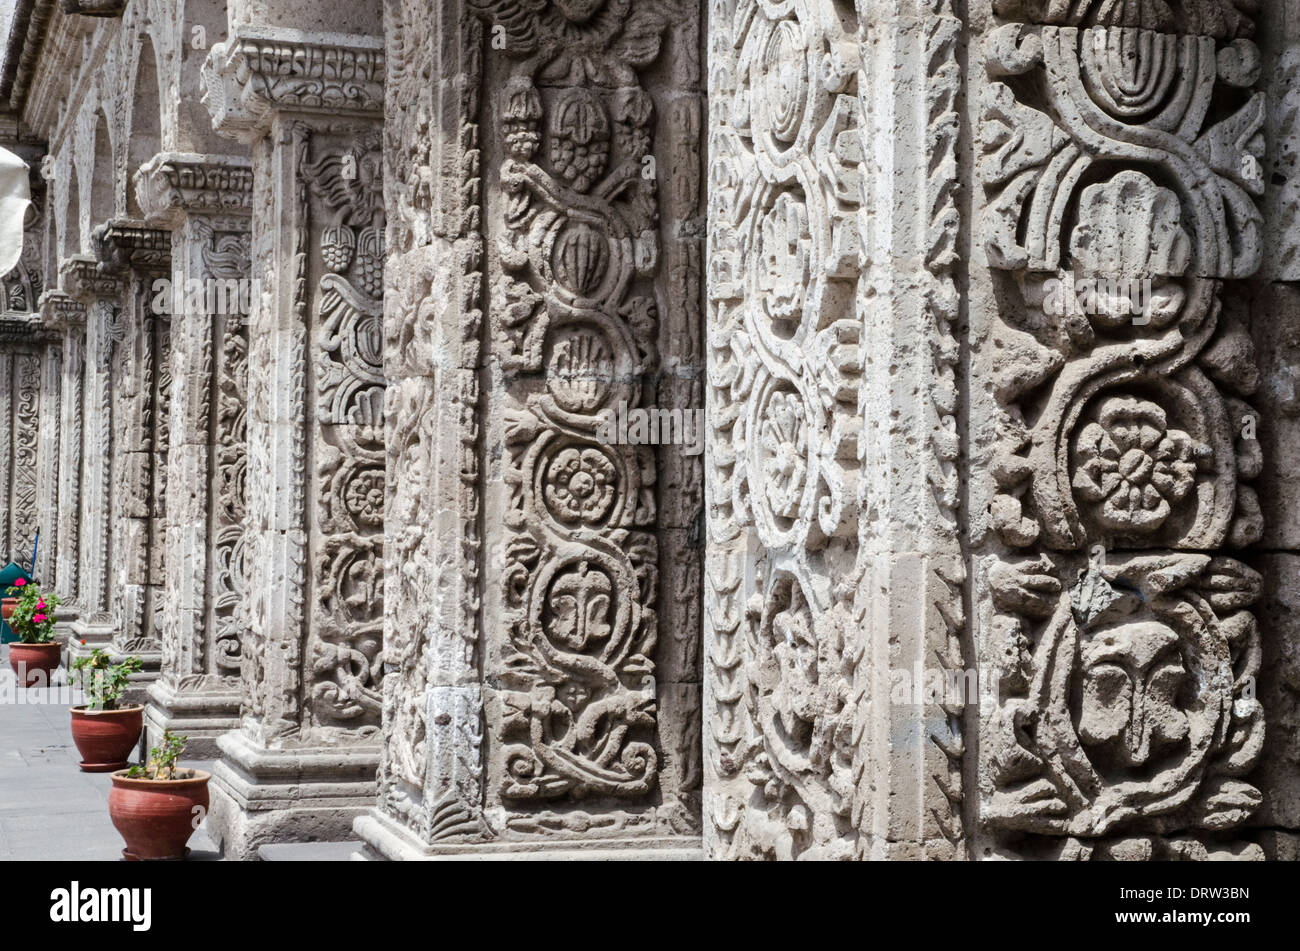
[0,644,219,861]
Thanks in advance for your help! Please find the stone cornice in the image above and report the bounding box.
[58,0,125,17]
[37,289,86,329]
[0,0,55,115]
[92,220,172,275]
[60,254,122,300]
[0,314,58,343]
[202,28,385,143]
[136,152,255,224]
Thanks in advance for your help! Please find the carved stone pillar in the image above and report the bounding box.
[137,153,254,757]
[971,1,1271,859]
[35,336,61,589]
[702,0,966,860]
[0,335,45,570]
[42,292,86,640]
[354,0,705,860]
[63,257,125,666]
[93,222,172,697]
[202,26,387,856]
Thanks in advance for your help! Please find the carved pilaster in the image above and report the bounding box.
[972,1,1269,860]
[63,257,124,663]
[79,224,173,697]
[355,0,705,860]
[137,153,254,759]
[42,292,86,636]
[202,30,386,858]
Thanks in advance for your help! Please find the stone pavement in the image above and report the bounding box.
[0,644,219,861]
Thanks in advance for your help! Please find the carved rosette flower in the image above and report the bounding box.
[1072,396,1205,534]
[343,466,385,528]
[543,446,617,526]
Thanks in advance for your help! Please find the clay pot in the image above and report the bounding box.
[70,705,144,772]
[8,641,61,687]
[109,769,211,861]
[1,596,17,620]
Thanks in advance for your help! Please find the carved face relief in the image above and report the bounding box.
[1078,620,1191,771]
[1071,396,1205,535]
[542,561,614,652]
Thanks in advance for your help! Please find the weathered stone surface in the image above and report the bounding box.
[2,0,1299,863]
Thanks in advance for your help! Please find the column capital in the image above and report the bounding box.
[135,152,255,226]
[37,290,87,332]
[201,28,385,144]
[92,220,172,277]
[60,256,124,302]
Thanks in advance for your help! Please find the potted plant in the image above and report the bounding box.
[110,731,210,861]
[5,579,62,687]
[70,649,145,772]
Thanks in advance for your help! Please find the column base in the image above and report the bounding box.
[54,605,80,666]
[76,627,161,706]
[207,729,379,860]
[67,615,115,665]
[351,808,702,861]
[144,677,241,759]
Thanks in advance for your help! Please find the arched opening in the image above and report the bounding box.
[60,162,79,262]
[88,110,114,230]
[126,37,161,218]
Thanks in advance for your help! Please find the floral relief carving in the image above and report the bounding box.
[977,2,1269,858]
[302,129,387,736]
[1071,396,1205,536]
[472,0,674,819]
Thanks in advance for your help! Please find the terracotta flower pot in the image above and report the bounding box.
[8,641,61,687]
[70,705,144,772]
[109,769,211,861]
[1,596,17,620]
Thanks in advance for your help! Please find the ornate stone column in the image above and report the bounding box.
[91,222,172,696]
[137,153,254,757]
[63,257,126,666]
[702,0,967,860]
[971,1,1271,859]
[42,292,87,640]
[201,26,388,856]
[354,0,705,860]
[0,333,45,569]
[34,332,61,588]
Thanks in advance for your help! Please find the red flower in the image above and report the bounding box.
[32,613,46,623]
[13,578,25,586]
[80,639,86,645]
[36,600,45,610]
